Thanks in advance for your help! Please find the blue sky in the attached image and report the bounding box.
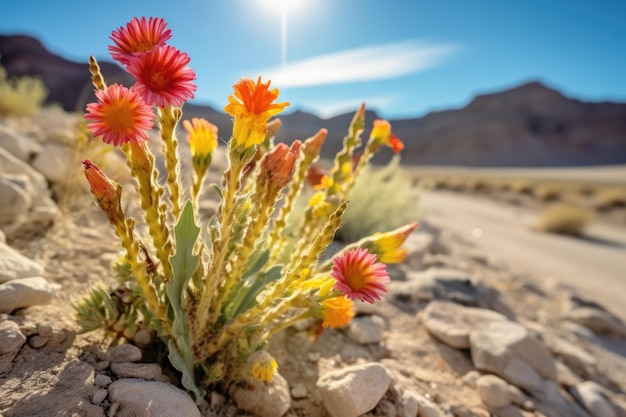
[1,0,625,119]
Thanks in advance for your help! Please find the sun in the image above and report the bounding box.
[263,0,305,13]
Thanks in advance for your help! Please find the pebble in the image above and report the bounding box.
[476,374,513,408]
[91,388,108,405]
[291,382,308,399]
[28,335,48,349]
[94,373,113,387]
[572,381,617,417]
[347,315,386,344]
[233,373,291,417]
[401,390,421,417]
[106,343,143,363]
[0,320,26,374]
[108,378,200,417]
[110,362,165,381]
[0,277,57,314]
[317,362,391,417]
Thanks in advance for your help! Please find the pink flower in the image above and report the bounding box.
[85,84,154,147]
[109,17,171,65]
[331,248,390,303]
[126,45,197,108]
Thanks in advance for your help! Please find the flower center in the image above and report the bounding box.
[103,101,135,135]
[344,264,367,291]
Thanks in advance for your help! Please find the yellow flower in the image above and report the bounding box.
[249,351,278,384]
[301,274,335,298]
[367,222,419,264]
[183,117,217,158]
[321,296,355,328]
[370,119,404,154]
[313,175,333,191]
[224,77,289,148]
[307,191,332,219]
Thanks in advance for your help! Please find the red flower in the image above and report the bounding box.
[331,248,390,303]
[109,17,171,65]
[85,84,154,147]
[126,46,197,108]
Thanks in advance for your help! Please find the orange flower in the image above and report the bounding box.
[370,119,404,154]
[183,117,218,158]
[262,141,301,190]
[85,83,154,147]
[82,159,123,223]
[331,248,390,303]
[126,45,197,108]
[109,17,171,65]
[321,296,355,328]
[224,77,289,148]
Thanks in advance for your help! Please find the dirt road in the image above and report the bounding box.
[421,191,626,320]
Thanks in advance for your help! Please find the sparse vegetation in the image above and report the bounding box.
[594,187,626,210]
[532,184,561,201]
[536,203,594,236]
[0,60,49,117]
[336,155,421,243]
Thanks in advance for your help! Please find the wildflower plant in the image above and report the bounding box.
[75,17,417,403]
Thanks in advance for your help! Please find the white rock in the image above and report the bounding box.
[347,315,386,344]
[31,143,74,185]
[110,362,164,381]
[0,277,57,313]
[106,343,143,363]
[0,124,42,161]
[0,242,44,283]
[566,307,626,338]
[417,396,441,417]
[469,320,557,387]
[0,177,31,228]
[401,390,421,417]
[545,335,597,375]
[108,378,200,417]
[317,362,391,417]
[572,381,617,417]
[0,320,26,374]
[422,300,508,349]
[0,146,49,203]
[476,374,514,409]
[233,372,291,417]
[31,107,79,144]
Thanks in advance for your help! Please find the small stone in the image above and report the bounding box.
[347,315,386,344]
[476,374,513,408]
[133,328,154,348]
[94,373,113,387]
[31,143,74,185]
[317,362,391,417]
[0,178,31,229]
[401,390,421,417]
[0,242,44,283]
[308,352,321,362]
[0,277,56,314]
[94,360,110,372]
[0,320,26,374]
[106,343,143,363]
[417,396,441,417]
[572,381,617,417]
[291,382,308,399]
[233,373,291,417]
[91,388,108,405]
[110,362,164,381]
[36,323,53,337]
[209,391,225,406]
[460,370,481,388]
[422,300,508,349]
[108,378,200,417]
[28,335,48,349]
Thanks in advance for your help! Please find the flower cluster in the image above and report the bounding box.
[76,17,415,404]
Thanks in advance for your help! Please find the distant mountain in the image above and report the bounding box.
[2,34,625,167]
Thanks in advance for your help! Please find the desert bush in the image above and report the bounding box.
[594,187,626,210]
[536,203,594,236]
[509,179,533,194]
[335,155,421,242]
[532,184,561,202]
[0,61,48,117]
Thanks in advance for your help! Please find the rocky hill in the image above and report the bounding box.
[2,34,626,167]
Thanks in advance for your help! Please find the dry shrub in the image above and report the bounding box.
[594,187,626,210]
[532,184,561,202]
[0,63,49,117]
[510,179,533,194]
[536,203,594,236]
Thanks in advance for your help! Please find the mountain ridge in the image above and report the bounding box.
[1,33,625,167]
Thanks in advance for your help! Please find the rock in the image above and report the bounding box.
[91,388,108,405]
[0,241,44,283]
[105,343,143,363]
[347,315,386,344]
[421,300,508,349]
[94,373,112,387]
[460,370,482,388]
[110,362,165,381]
[317,362,391,417]
[545,335,597,376]
[233,373,291,417]
[566,308,626,338]
[401,390,421,417]
[572,381,617,417]
[469,321,557,390]
[389,268,480,306]
[28,335,48,349]
[31,107,79,144]
[0,146,50,204]
[417,396,441,417]
[291,382,308,399]
[31,143,74,185]
[0,320,26,374]
[108,378,200,417]
[0,277,57,313]
[0,177,32,228]
[476,374,514,409]
[404,232,434,267]
[0,124,41,161]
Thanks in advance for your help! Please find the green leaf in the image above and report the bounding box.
[228,264,283,319]
[209,183,223,200]
[166,200,205,403]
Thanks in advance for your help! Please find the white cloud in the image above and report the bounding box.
[300,96,399,119]
[257,39,459,88]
